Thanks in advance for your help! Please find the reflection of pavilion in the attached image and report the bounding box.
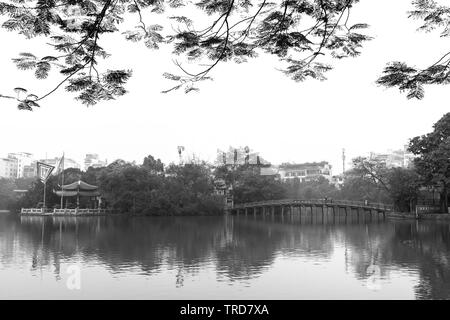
[55,180,101,209]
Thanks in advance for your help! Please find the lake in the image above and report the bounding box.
[0,213,449,299]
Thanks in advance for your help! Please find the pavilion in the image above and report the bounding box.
[54,180,101,209]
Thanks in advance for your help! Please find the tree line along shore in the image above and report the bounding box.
[1,113,449,215]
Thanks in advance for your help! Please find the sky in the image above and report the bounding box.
[0,0,449,174]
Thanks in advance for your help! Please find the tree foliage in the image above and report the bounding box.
[2,0,450,107]
[0,177,35,209]
[283,175,338,199]
[0,0,373,108]
[346,157,421,212]
[0,178,17,209]
[11,155,223,215]
[214,163,286,203]
[408,112,450,211]
[377,0,450,99]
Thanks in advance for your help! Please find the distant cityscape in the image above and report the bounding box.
[0,152,107,179]
[216,144,415,189]
[258,146,413,189]
[0,145,414,184]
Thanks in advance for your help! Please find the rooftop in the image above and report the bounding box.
[279,161,330,170]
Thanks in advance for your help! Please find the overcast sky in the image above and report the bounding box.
[0,0,449,174]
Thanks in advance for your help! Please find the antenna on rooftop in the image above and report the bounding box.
[177,146,185,165]
[342,148,346,174]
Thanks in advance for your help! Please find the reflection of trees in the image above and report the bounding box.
[389,222,450,300]
[1,215,450,299]
[342,220,450,299]
[215,216,337,281]
[13,216,228,277]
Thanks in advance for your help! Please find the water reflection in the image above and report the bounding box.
[0,213,449,299]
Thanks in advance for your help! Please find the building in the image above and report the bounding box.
[369,145,415,169]
[84,154,107,171]
[260,166,280,177]
[7,152,33,178]
[278,161,333,182]
[215,146,270,167]
[40,157,81,171]
[23,162,37,178]
[331,175,345,189]
[0,158,18,179]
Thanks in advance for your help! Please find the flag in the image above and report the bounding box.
[55,154,65,175]
[37,162,54,183]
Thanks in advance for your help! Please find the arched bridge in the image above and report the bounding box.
[228,199,394,219]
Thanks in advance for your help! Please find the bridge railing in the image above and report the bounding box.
[232,199,394,211]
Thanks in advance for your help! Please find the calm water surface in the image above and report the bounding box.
[0,212,449,299]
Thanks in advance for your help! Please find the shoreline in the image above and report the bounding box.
[386,212,450,220]
[9,208,450,220]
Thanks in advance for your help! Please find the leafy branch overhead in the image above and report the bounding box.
[377,0,450,100]
[0,0,444,109]
[0,0,374,108]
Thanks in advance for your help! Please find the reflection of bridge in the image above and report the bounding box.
[229,199,394,218]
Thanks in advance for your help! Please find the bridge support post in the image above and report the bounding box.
[245,208,248,217]
[281,206,284,223]
[271,206,275,221]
